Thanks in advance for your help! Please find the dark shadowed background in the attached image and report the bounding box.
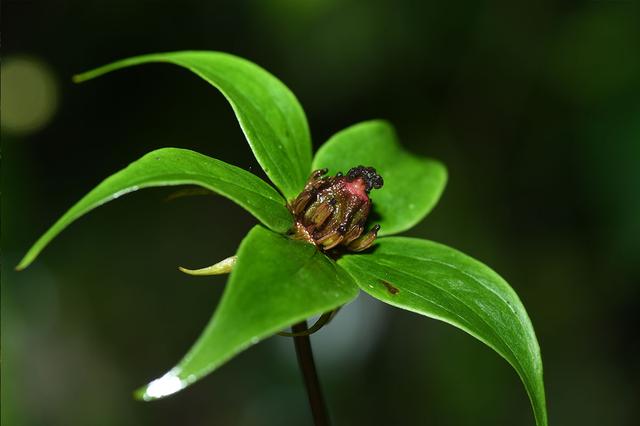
[2,1,639,425]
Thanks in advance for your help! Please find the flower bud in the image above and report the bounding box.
[289,166,383,252]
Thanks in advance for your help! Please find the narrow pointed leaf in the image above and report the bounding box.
[179,256,237,276]
[17,148,291,270]
[339,237,547,426]
[136,225,358,400]
[312,120,447,236]
[74,51,312,200]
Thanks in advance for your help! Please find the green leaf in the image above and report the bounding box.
[17,148,291,270]
[339,237,547,426]
[73,51,312,200]
[136,225,358,400]
[312,120,447,236]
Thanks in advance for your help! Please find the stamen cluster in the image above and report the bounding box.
[289,166,383,252]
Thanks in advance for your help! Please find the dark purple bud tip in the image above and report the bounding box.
[347,166,384,192]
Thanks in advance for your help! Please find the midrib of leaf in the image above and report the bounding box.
[375,252,541,377]
[122,172,285,206]
[188,68,294,193]
[372,257,523,369]
[218,64,310,188]
[69,171,288,226]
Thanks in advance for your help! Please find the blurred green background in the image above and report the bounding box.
[2,0,639,425]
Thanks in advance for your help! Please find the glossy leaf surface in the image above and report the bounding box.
[339,237,547,426]
[74,51,312,200]
[312,120,447,236]
[17,148,291,270]
[136,226,358,400]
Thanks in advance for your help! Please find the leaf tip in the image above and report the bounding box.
[132,387,148,401]
[72,68,103,83]
[15,256,32,272]
[71,72,91,84]
[134,371,189,401]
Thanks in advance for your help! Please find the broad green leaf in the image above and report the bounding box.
[339,237,547,426]
[136,225,358,400]
[17,148,291,270]
[73,51,312,200]
[312,120,447,236]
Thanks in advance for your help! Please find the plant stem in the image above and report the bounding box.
[292,320,330,426]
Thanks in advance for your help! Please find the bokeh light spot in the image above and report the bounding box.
[1,56,59,135]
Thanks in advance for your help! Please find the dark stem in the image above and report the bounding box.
[292,320,330,426]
